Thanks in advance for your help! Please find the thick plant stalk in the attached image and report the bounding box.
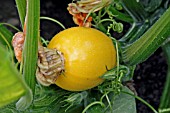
[23,0,40,95]
[15,0,40,111]
[159,41,170,113]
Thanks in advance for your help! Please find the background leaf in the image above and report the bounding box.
[109,86,136,113]
[139,0,162,12]
[85,86,136,113]
[0,84,84,113]
[122,6,170,65]
[120,0,148,22]
[0,24,13,48]
[0,46,26,108]
[15,0,26,28]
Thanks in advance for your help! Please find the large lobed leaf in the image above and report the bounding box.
[86,86,136,113]
[110,87,136,113]
[0,46,26,108]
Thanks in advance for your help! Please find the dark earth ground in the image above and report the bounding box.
[0,0,168,113]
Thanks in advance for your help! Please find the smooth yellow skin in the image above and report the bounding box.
[48,27,116,91]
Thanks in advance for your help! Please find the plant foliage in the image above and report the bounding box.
[0,0,170,113]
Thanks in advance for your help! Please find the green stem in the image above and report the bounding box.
[105,94,112,112]
[159,41,170,111]
[16,0,40,110]
[0,23,20,32]
[122,91,158,113]
[98,19,115,24]
[40,17,66,29]
[23,0,40,95]
[96,24,107,33]
[15,0,26,28]
[122,7,170,65]
[82,101,105,113]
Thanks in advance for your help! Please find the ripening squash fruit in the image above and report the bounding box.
[48,27,116,91]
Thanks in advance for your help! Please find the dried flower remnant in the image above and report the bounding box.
[68,0,112,13]
[67,0,112,27]
[36,46,65,86]
[73,13,92,27]
[12,32,65,86]
[12,21,27,62]
[12,32,25,62]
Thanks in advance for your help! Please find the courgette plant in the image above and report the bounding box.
[0,0,170,113]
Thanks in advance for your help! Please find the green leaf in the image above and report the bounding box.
[84,87,136,113]
[101,65,135,82]
[122,6,170,65]
[101,65,131,80]
[140,0,162,12]
[122,89,158,113]
[119,0,166,45]
[86,104,105,113]
[26,85,83,113]
[0,103,19,113]
[119,21,150,45]
[15,0,26,28]
[28,87,68,113]
[0,46,26,108]
[108,6,133,23]
[0,24,15,63]
[0,24,13,48]
[0,84,84,113]
[120,0,148,22]
[83,91,105,113]
[109,86,136,113]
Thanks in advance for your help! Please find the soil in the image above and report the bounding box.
[0,0,167,113]
[134,48,167,113]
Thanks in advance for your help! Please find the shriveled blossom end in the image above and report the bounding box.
[36,46,65,86]
[67,0,112,27]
